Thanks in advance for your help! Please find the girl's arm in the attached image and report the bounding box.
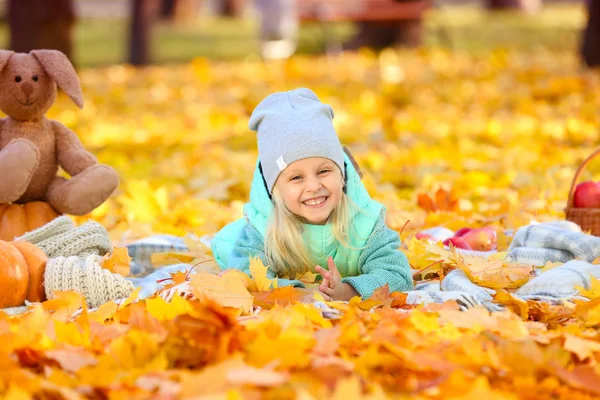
[227,222,306,289]
[341,211,414,299]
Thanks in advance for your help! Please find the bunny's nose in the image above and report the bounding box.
[21,82,33,97]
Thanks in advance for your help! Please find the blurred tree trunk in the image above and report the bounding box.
[129,0,160,66]
[485,0,540,12]
[582,0,600,67]
[160,0,201,22]
[347,20,423,50]
[8,0,76,62]
[218,0,245,16]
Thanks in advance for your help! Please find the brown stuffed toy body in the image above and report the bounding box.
[0,50,119,215]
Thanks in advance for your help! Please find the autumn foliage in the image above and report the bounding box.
[1,46,600,398]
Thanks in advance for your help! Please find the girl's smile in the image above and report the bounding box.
[274,157,343,225]
[302,196,328,207]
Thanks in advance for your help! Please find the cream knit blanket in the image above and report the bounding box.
[16,216,112,258]
[0,216,134,313]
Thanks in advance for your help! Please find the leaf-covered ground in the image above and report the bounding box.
[4,21,600,399]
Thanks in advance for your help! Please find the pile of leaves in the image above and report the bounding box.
[5,260,600,399]
[1,36,600,397]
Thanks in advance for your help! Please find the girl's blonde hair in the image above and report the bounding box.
[265,187,353,278]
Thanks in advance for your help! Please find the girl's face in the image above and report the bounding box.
[274,157,343,225]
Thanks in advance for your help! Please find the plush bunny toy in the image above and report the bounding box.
[0,49,119,215]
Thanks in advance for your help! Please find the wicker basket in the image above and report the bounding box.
[565,149,600,236]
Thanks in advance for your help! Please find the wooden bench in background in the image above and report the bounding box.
[298,0,430,50]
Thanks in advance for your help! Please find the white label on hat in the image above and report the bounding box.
[276,155,287,171]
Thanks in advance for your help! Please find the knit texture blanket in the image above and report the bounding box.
[506,221,600,266]
[45,255,134,309]
[439,260,599,311]
[17,216,113,258]
[412,220,600,311]
[2,217,133,314]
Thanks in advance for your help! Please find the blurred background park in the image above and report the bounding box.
[0,0,597,241]
[0,0,597,67]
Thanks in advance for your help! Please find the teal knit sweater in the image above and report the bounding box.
[227,209,414,299]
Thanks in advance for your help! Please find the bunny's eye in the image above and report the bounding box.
[32,75,38,82]
[15,76,21,83]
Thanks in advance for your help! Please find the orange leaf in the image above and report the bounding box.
[89,301,119,323]
[563,334,600,361]
[435,188,458,211]
[390,292,409,308]
[102,247,131,277]
[226,365,289,387]
[551,365,600,396]
[190,271,254,313]
[252,286,308,310]
[453,252,535,290]
[45,347,98,373]
[42,291,85,321]
[171,270,189,285]
[417,193,437,212]
[494,290,529,319]
[357,285,391,310]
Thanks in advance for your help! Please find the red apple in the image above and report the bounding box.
[443,237,472,250]
[574,181,600,208]
[462,227,497,251]
[453,227,474,237]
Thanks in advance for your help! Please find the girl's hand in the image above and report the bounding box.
[315,257,360,301]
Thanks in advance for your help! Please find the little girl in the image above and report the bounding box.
[210,88,413,301]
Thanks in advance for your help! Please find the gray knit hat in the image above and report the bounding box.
[249,88,345,193]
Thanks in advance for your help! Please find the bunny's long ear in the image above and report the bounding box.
[31,50,83,109]
[0,50,15,72]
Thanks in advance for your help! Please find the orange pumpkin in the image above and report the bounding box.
[0,240,48,308]
[0,202,60,242]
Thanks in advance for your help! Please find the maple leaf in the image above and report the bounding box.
[145,295,193,321]
[118,286,142,310]
[170,270,189,285]
[434,187,458,212]
[390,292,409,308]
[253,286,308,309]
[179,356,246,397]
[45,347,98,373]
[249,257,277,291]
[89,301,119,323]
[452,251,535,290]
[312,326,342,358]
[563,334,600,361]
[102,247,131,276]
[551,365,600,396]
[405,238,449,278]
[494,290,529,319]
[43,291,85,321]
[575,274,600,299]
[574,297,600,327]
[417,193,437,212]
[417,188,458,213]
[295,271,319,285]
[190,271,254,313]
[357,284,391,310]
